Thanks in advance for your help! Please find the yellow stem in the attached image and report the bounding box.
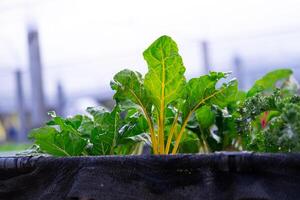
[158,51,166,154]
[157,117,161,154]
[145,112,158,154]
[165,113,179,154]
[171,113,192,154]
[128,89,158,154]
[158,113,165,154]
[171,89,225,154]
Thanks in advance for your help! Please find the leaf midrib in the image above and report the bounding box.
[158,48,166,153]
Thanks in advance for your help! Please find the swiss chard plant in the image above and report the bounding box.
[29,35,300,156]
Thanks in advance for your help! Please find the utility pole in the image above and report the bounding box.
[15,70,27,141]
[233,55,244,90]
[56,82,65,116]
[28,26,46,127]
[201,41,210,74]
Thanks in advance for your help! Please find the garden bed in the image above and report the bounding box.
[1,153,300,200]
[6,35,300,200]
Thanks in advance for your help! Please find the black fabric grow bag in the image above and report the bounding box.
[0,152,300,200]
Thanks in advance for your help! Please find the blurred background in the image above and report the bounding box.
[1,0,300,150]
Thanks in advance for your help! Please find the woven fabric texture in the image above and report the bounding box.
[0,153,299,200]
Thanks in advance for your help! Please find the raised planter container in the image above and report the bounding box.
[0,153,299,200]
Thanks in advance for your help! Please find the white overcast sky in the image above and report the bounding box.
[1,0,300,111]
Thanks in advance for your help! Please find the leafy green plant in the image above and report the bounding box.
[111,36,238,154]
[237,90,300,152]
[29,107,147,156]
[29,35,300,156]
[237,69,300,152]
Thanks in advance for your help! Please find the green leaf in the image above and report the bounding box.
[115,110,150,155]
[47,114,97,139]
[143,35,186,110]
[111,69,152,113]
[87,106,120,155]
[247,69,293,97]
[125,133,152,146]
[264,103,300,152]
[195,105,215,130]
[171,72,239,154]
[47,115,80,136]
[86,106,109,124]
[210,79,239,108]
[178,131,200,153]
[31,114,91,156]
[29,126,87,156]
[77,115,94,137]
[118,110,148,144]
[181,72,230,120]
[66,115,83,129]
[111,69,157,152]
[192,104,239,152]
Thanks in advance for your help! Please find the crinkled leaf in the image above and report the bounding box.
[87,106,109,125]
[110,69,156,150]
[238,90,300,152]
[125,133,152,146]
[77,116,94,137]
[264,103,300,152]
[181,72,232,120]
[87,106,120,155]
[47,114,94,137]
[46,115,79,135]
[210,79,239,108]
[111,69,152,113]
[118,111,148,144]
[66,115,83,129]
[29,127,87,156]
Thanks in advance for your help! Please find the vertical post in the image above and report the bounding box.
[201,41,210,74]
[233,55,244,90]
[28,27,46,127]
[56,82,65,116]
[15,70,27,141]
